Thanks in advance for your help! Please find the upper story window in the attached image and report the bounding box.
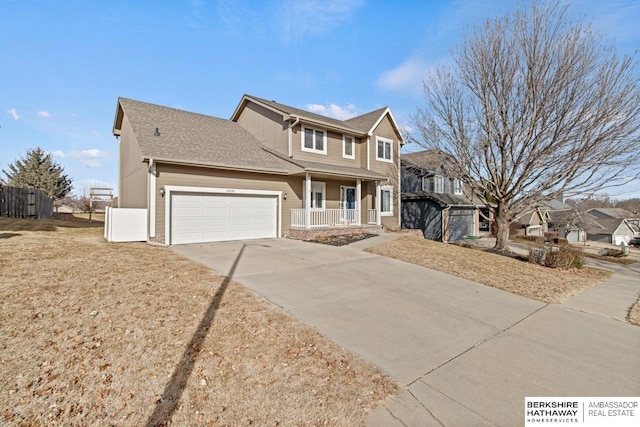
[343,135,355,159]
[302,127,326,154]
[452,178,463,195]
[376,136,393,163]
[434,175,445,193]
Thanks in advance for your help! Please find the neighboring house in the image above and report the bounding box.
[538,196,586,243]
[587,207,640,238]
[400,150,484,242]
[113,95,403,245]
[586,218,636,245]
[513,208,550,237]
[584,207,640,243]
[546,209,585,243]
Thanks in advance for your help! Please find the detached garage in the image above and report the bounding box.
[165,187,281,245]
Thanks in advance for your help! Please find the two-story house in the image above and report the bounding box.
[401,150,485,242]
[112,95,403,245]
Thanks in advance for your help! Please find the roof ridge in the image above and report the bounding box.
[119,97,225,122]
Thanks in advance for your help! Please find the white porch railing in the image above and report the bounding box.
[367,209,377,224]
[291,208,361,228]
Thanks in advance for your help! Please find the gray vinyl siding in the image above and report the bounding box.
[152,165,382,243]
[154,164,300,243]
[235,102,288,153]
[118,114,147,208]
[290,124,364,167]
[369,115,399,176]
[402,199,443,241]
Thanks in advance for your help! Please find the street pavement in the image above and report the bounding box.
[173,235,640,426]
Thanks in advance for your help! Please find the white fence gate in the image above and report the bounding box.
[104,207,147,242]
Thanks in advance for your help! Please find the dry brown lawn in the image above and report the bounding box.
[0,216,396,426]
[365,236,611,304]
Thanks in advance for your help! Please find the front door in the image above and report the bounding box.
[340,186,357,223]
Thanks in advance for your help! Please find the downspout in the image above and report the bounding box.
[366,136,371,170]
[288,115,300,158]
[148,158,156,239]
[397,142,401,228]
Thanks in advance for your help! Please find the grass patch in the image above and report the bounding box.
[0,218,396,426]
[584,252,637,265]
[365,236,611,304]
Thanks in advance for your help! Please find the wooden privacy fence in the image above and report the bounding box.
[0,185,54,219]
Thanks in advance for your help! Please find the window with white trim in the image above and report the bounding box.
[452,178,463,195]
[376,137,393,162]
[302,127,327,154]
[343,135,355,159]
[303,181,326,209]
[381,185,393,216]
[434,176,445,193]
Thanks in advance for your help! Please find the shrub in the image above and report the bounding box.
[598,248,626,258]
[528,247,546,265]
[557,238,568,245]
[522,235,544,244]
[529,245,585,269]
[544,232,559,242]
[545,245,585,269]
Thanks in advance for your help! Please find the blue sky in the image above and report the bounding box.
[1,0,639,198]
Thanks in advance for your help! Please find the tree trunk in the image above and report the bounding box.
[494,205,511,251]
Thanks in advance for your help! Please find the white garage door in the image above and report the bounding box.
[171,192,277,244]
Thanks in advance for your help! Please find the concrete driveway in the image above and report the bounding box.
[173,237,640,426]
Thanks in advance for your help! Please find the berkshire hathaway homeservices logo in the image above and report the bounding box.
[525,397,639,426]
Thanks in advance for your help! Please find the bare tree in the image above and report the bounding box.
[411,1,640,250]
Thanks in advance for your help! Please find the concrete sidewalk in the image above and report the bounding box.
[173,237,640,427]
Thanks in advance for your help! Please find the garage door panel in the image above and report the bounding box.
[171,192,277,244]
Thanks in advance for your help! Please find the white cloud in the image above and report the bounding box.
[306,102,358,120]
[51,149,110,168]
[7,108,20,121]
[376,58,430,96]
[81,159,102,168]
[278,0,364,41]
[74,149,110,159]
[37,110,51,118]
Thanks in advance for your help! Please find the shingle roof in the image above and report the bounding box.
[402,149,458,174]
[343,107,389,133]
[241,95,398,139]
[115,98,295,173]
[586,217,629,235]
[262,147,387,180]
[244,95,363,133]
[587,207,638,220]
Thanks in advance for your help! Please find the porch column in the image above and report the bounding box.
[305,173,311,229]
[375,180,381,226]
[356,179,361,226]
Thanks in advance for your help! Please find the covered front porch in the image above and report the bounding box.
[290,173,386,230]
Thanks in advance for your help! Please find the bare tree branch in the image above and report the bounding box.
[410,0,640,250]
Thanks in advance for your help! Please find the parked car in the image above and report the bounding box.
[629,238,640,248]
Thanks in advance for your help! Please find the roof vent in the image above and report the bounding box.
[154,127,160,136]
